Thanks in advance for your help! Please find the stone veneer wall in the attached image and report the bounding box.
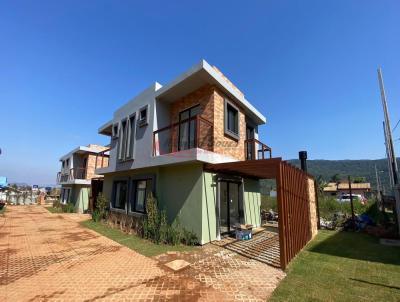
[86,154,109,180]
[307,177,318,238]
[169,84,246,160]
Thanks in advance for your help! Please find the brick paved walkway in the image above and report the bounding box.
[0,206,285,301]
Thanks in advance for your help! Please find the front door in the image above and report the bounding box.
[220,180,241,234]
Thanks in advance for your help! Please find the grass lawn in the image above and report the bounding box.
[270,230,400,302]
[81,220,196,257]
[45,206,63,213]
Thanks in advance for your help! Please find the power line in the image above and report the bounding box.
[393,119,400,132]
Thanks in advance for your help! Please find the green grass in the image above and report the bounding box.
[81,220,196,257]
[270,230,400,302]
[45,206,63,213]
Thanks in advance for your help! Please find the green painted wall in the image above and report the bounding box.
[243,179,261,227]
[158,164,203,240]
[61,184,90,213]
[202,172,218,243]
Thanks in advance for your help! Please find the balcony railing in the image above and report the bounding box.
[56,167,87,183]
[245,138,272,160]
[153,115,214,156]
[95,147,110,169]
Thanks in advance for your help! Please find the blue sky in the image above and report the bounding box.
[1,0,400,185]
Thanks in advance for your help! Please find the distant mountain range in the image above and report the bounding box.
[288,158,400,192]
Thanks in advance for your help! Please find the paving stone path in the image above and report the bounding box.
[0,206,285,301]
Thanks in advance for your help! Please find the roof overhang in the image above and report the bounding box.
[204,158,282,179]
[155,60,266,125]
[98,120,113,136]
[59,146,105,161]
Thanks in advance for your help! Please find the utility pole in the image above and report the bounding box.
[378,67,400,237]
[378,68,399,185]
[383,121,395,188]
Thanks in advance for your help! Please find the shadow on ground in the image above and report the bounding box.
[309,230,400,265]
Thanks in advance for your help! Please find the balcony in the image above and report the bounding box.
[245,138,272,160]
[57,167,87,184]
[95,147,110,169]
[153,115,214,156]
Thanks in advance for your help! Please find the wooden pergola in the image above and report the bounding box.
[204,158,319,269]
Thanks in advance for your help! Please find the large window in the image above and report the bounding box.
[224,99,239,139]
[126,115,136,159]
[178,105,200,151]
[130,178,153,213]
[112,180,128,210]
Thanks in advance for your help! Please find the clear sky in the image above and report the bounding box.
[1,0,400,185]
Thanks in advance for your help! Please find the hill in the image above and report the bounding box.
[288,158,400,193]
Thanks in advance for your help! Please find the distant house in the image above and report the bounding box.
[323,182,371,198]
[57,144,109,213]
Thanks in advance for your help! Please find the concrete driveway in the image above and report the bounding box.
[0,206,284,301]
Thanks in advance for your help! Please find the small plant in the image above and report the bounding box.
[92,209,102,222]
[62,202,75,213]
[183,229,198,246]
[53,199,62,209]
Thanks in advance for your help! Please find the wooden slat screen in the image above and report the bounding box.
[277,161,312,270]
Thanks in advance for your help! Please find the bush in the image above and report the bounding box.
[62,202,75,213]
[140,193,197,246]
[261,195,277,211]
[93,193,108,222]
[318,195,369,220]
[92,209,102,222]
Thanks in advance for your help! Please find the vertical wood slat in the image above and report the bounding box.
[278,161,313,270]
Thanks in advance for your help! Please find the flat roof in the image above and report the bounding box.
[155,60,267,125]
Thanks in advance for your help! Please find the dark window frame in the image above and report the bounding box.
[126,114,136,160]
[129,174,155,215]
[224,99,240,140]
[178,104,200,151]
[138,105,149,127]
[110,178,129,213]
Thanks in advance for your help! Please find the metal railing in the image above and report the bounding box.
[56,167,87,183]
[244,138,272,160]
[153,115,214,156]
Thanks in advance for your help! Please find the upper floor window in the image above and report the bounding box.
[138,105,148,127]
[118,120,127,161]
[126,114,136,159]
[66,158,70,168]
[62,161,65,169]
[224,99,240,140]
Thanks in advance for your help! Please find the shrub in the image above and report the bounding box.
[139,194,198,246]
[261,195,277,211]
[183,229,199,246]
[92,209,102,222]
[62,202,75,213]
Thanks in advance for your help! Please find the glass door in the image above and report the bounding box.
[220,180,241,234]
[246,125,255,160]
[178,105,200,151]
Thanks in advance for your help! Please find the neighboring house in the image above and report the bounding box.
[96,60,273,244]
[57,144,109,213]
[323,182,371,198]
